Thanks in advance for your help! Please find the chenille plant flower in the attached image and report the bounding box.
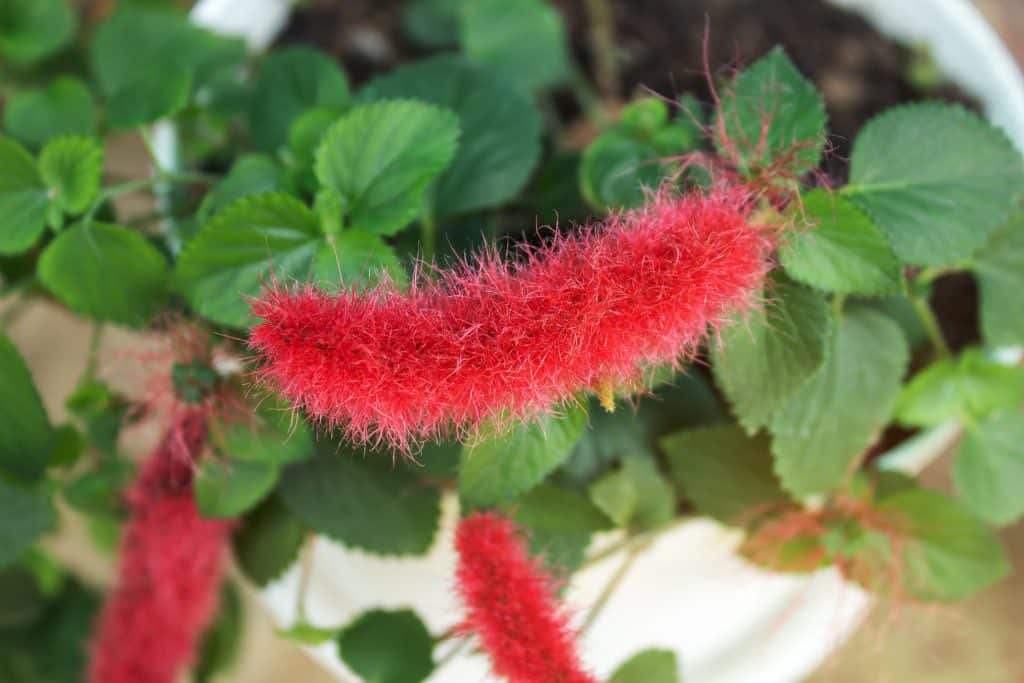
[250,186,771,451]
[455,512,599,683]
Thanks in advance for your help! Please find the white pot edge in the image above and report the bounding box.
[177,1,1024,682]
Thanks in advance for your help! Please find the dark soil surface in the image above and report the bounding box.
[281,0,976,179]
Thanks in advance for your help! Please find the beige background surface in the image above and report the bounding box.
[3,1,1023,681]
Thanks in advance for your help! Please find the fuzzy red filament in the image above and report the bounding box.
[88,411,234,683]
[251,188,770,450]
[455,512,598,683]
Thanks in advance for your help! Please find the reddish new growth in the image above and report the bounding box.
[455,513,598,683]
[88,411,233,683]
[251,187,771,450]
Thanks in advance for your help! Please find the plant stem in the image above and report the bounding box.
[579,540,646,635]
[582,0,619,102]
[908,286,950,359]
[295,535,317,622]
[82,323,105,383]
[421,211,437,262]
[0,290,31,329]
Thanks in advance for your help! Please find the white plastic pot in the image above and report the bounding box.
[182,1,1024,682]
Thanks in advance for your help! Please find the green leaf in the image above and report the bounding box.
[38,136,103,215]
[0,480,55,568]
[315,100,460,235]
[0,137,48,255]
[459,0,569,92]
[459,406,587,506]
[972,212,1024,347]
[62,460,134,517]
[195,584,243,683]
[715,47,826,176]
[588,456,676,531]
[215,404,314,466]
[954,413,1024,526]
[38,222,169,326]
[3,77,96,149]
[280,444,441,556]
[286,107,338,192]
[711,277,832,433]
[770,309,908,497]
[198,155,282,222]
[0,333,53,482]
[0,564,47,629]
[0,0,75,65]
[337,610,435,683]
[91,7,244,128]
[232,495,306,587]
[511,483,611,533]
[250,46,350,153]
[561,372,724,486]
[662,425,788,524]
[361,55,542,217]
[315,229,408,290]
[780,190,901,295]
[879,488,1010,601]
[195,458,279,519]
[610,649,679,683]
[580,130,662,210]
[402,0,461,49]
[176,193,323,328]
[895,349,1024,428]
[846,103,1024,266]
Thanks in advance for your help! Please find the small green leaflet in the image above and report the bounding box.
[879,488,1009,601]
[846,103,1024,266]
[459,406,587,506]
[250,46,350,153]
[194,458,279,519]
[511,483,612,534]
[315,100,460,235]
[580,97,699,210]
[972,212,1024,347]
[360,55,542,218]
[337,610,435,683]
[197,155,282,222]
[214,402,315,466]
[0,333,54,482]
[894,348,1024,428]
[0,0,75,65]
[770,308,909,498]
[459,0,570,92]
[954,413,1024,526]
[176,193,323,328]
[610,648,680,683]
[0,480,56,568]
[3,77,97,149]
[587,456,676,532]
[232,495,307,587]
[402,0,461,49]
[780,190,901,295]
[278,620,339,646]
[38,136,103,215]
[38,222,170,326]
[63,460,134,517]
[0,137,48,255]
[711,277,832,434]
[661,425,788,525]
[280,443,441,556]
[715,47,827,176]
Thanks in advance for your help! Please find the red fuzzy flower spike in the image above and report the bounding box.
[251,187,771,450]
[455,512,598,683]
[88,411,234,683]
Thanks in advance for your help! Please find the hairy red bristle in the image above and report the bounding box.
[250,187,771,450]
[88,411,233,683]
[455,512,598,683]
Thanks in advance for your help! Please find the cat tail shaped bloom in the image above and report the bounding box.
[454,512,599,683]
[250,186,772,450]
[88,410,234,683]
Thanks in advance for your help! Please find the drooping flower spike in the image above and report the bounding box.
[454,512,599,683]
[88,410,234,683]
[251,186,772,450]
